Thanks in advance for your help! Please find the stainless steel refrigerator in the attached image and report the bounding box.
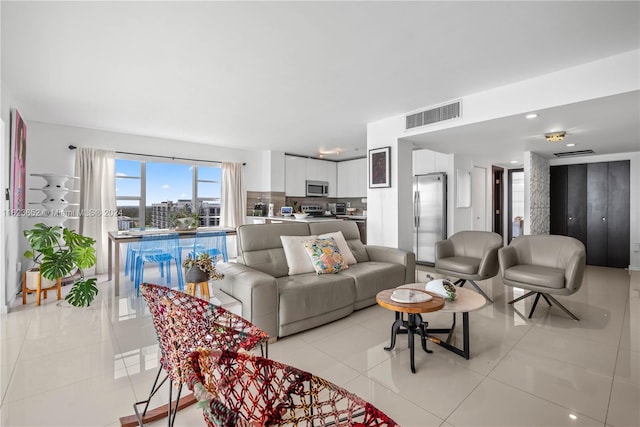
[413,173,447,265]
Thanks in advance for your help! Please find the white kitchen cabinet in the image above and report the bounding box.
[285,155,339,196]
[305,158,326,181]
[285,156,306,196]
[337,158,367,197]
[356,158,367,196]
[327,161,337,197]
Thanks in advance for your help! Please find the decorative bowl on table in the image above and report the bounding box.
[293,213,309,219]
[425,279,457,301]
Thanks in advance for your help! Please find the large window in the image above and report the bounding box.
[115,158,222,230]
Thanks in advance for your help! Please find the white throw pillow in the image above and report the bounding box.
[318,231,357,265]
[280,235,317,275]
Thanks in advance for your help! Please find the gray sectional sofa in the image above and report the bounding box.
[215,221,416,339]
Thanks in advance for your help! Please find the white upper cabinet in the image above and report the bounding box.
[326,161,337,197]
[306,158,326,181]
[285,156,306,196]
[285,155,365,198]
[337,158,367,197]
[285,155,338,197]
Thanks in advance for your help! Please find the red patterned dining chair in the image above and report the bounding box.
[183,348,399,427]
[135,283,269,427]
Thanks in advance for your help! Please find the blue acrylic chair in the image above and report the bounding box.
[190,231,228,264]
[134,234,184,294]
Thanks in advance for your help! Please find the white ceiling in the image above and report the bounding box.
[405,91,640,167]
[2,1,639,161]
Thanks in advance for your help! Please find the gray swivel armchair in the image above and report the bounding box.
[435,231,503,303]
[498,235,586,320]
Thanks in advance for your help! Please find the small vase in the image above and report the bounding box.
[185,267,209,283]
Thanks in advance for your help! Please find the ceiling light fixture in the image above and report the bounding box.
[526,113,538,119]
[566,143,576,147]
[510,160,519,164]
[545,131,566,142]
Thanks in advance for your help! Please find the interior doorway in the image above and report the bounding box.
[492,166,504,237]
[508,168,525,242]
[472,166,486,231]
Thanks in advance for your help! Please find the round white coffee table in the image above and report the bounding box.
[398,283,486,359]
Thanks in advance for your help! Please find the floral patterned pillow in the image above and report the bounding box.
[302,237,349,274]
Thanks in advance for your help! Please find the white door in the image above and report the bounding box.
[472,166,487,231]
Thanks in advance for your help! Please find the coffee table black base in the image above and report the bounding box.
[425,312,470,360]
[384,312,432,373]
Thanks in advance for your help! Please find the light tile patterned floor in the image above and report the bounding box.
[0,265,638,427]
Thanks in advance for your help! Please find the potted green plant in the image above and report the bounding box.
[182,252,224,283]
[23,223,98,307]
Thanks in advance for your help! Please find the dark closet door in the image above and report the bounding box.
[607,161,630,268]
[587,163,608,266]
[550,166,567,236]
[567,164,587,247]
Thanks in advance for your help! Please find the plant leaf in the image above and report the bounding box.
[72,246,97,269]
[40,249,74,280]
[23,223,62,251]
[65,278,99,307]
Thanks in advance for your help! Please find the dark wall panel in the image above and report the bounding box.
[567,164,587,247]
[587,162,608,266]
[550,166,567,236]
[607,161,630,268]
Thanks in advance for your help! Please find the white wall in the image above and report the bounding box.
[550,151,640,271]
[402,50,640,139]
[25,121,267,201]
[1,80,23,309]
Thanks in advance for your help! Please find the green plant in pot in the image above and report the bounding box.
[182,253,224,283]
[23,223,98,307]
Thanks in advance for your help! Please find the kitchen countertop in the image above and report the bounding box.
[250,216,345,223]
[336,215,367,220]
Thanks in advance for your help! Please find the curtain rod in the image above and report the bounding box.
[68,145,246,165]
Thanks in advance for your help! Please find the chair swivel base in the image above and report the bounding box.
[508,291,579,321]
[454,279,493,303]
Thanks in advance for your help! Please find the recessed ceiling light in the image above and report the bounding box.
[526,113,538,119]
[566,143,576,147]
[569,414,577,420]
[510,160,519,164]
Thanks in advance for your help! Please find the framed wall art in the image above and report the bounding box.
[11,109,27,212]
[369,146,390,188]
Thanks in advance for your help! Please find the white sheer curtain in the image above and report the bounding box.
[74,148,117,274]
[220,162,245,228]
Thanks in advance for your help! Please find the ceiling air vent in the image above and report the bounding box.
[554,150,595,158]
[406,100,461,130]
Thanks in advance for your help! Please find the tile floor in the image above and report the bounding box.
[0,264,638,427]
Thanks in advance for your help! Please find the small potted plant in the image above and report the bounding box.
[23,223,98,307]
[182,252,224,283]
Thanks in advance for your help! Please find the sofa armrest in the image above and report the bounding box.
[215,262,279,339]
[435,239,454,261]
[498,246,518,277]
[365,245,416,284]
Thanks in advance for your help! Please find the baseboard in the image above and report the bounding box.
[629,265,640,271]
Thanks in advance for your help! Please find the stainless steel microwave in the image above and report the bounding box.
[306,180,329,197]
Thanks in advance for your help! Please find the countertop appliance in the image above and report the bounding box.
[328,202,346,215]
[306,180,329,197]
[413,172,447,266]
[301,205,327,217]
